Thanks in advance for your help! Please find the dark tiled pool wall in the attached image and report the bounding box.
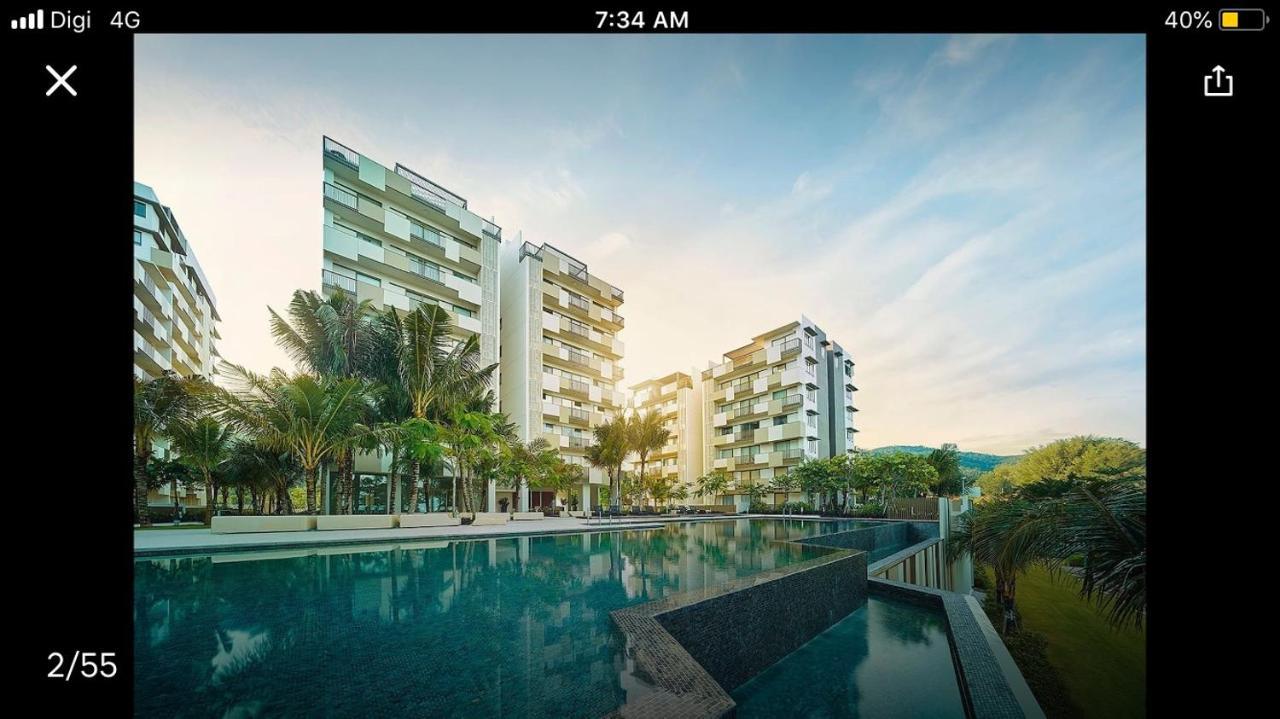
[797,520,937,553]
[656,551,868,692]
[870,578,1038,719]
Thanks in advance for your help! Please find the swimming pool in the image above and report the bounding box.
[732,596,966,718]
[133,518,904,718]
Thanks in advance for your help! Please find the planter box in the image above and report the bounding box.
[471,512,510,526]
[211,516,316,534]
[398,513,461,528]
[315,515,396,531]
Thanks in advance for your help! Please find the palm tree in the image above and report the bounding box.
[627,409,671,508]
[586,418,629,511]
[221,440,300,515]
[694,470,730,506]
[133,372,205,526]
[503,438,557,512]
[214,364,370,514]
[168,416,235,524]
[269,289,378,514]
[382,306,497,512]
[949,476,1147,632]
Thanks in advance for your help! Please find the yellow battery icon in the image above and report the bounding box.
[1219,8,1268,30]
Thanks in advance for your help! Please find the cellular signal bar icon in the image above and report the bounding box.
[11,9,44,30]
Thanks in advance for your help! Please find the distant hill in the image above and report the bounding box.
[866,445,1018,473]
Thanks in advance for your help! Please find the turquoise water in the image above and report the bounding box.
[134,518,887,718]
[732,596,966,718]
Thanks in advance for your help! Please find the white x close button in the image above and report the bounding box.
[45,65,77,97]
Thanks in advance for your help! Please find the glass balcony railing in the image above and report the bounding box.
[565,350,591,367]
[565,379,590,394]
[567,294,589,311]
[563,322,591,339]
[322,269,358,294]
[323,182,359,210]
[778,338,802,355]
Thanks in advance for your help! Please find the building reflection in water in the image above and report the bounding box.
[134,519,839,719]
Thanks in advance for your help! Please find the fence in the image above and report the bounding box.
[884,496,940,520]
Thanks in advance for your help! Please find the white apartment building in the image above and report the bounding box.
[321,136,502,513]
[630,371,704,504]
[133,181,222,507]
[701,317,857,509]
[500,240,626,512]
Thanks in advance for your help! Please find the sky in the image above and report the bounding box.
[134,34,1145,456]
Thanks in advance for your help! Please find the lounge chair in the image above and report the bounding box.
[511,511,545,521]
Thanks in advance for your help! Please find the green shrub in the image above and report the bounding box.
[851,502,886,518]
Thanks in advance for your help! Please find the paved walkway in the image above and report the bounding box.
[133,516,678,556]
[131,513,852,557]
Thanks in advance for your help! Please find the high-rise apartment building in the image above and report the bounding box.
[701,317,857,509]
[630,371,704,503]
[133,181,222,508]
[321,136,502,512]
[500,240,626,512]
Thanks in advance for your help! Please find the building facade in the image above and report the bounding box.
[630,371,704,505]
[701,317,857,509]
[321,136,503,512]
[133,181,222,507]
[499,240,626,512]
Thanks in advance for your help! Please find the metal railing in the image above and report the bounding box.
[322,269,358,294]
[323,137,360,168]
[395,165,468,210]
[565,379,591,394]
[782,394,804,408]
[563,321,591,339]
[567,293,590,311]
[565,350,591,367]
[568,408,590,423]
[778,338,802,355]
[323,182,359,210]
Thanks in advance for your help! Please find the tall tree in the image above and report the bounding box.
[627,409,671,508]
[926,443,963,496]
[133,372,206,526]
[586,418,629,511]
[269,289,378,513]
[168,416,235,524]
[214,365,370,514]
[694,470,730,505]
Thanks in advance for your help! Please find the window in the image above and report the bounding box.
[355,272,381,287]
[453,305,473,318]
[133,200,146,217]
[133,230,144,246]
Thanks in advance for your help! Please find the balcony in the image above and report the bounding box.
[323,182,359,210]
[566,293,590,312]
[781,394,804,409]
[565,350,592,368]
[567,408,591,426]
[566,435,590,450]
[323,136,360,169]
[322,269,358,295]
[563,378,591,396]
[778,338,802,356]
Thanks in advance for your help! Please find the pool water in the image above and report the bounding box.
[732,596,967,718]
[134,518,884,718]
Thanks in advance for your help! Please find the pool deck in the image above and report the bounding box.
[132,513,883,557]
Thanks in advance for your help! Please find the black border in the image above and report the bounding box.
[14,3,1272,714]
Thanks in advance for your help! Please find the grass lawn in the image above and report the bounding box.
[1014,565,1146,718]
